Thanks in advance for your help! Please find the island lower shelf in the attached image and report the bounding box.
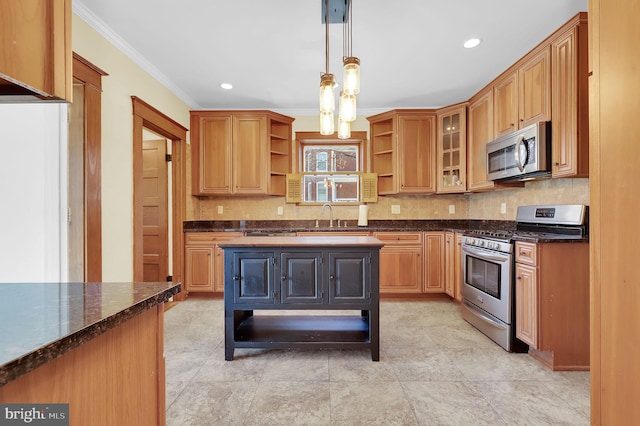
[221,236,383,361]
[231,313,372,344]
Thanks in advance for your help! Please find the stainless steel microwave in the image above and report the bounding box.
[486,121,551,181]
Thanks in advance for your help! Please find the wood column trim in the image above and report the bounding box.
[72,53,107,282]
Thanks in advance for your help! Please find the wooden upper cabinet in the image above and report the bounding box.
[467,87,524,192]
[519,47,551,128]
[436,103,467,193]
[551,13,589,178]
[493,71,518,139]
[0,0,72,101]
[190,110,293,196]
[398,113,436,193]
[232,115,267,194]
[467,88,494,191]
[493,46,551,140]
[193,114,232,194]
[368,109,436,195]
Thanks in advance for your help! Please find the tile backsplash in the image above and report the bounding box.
[191,178,589,222]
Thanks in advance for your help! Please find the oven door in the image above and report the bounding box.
[461,244,513,324]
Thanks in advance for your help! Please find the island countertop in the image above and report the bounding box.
[219,235,385,248]
[0,281,181,387]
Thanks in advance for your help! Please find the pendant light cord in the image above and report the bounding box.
[325,0,330,74]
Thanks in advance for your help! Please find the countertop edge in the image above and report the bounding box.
[0,283,181,387]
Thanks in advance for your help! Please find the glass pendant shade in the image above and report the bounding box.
[339,91,357,122]
[320,111,334,135]
[319,73,336,112]
[342,57,360,95]
[338,117,351,139]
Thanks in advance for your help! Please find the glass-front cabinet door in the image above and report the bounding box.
[436,104,467,193]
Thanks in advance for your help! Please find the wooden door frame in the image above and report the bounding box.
[72,53,107,281]
[132,97,187,300]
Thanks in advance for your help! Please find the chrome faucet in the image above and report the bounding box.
[321,203,334,228]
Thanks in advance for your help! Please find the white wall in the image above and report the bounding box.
[0,103,68,282]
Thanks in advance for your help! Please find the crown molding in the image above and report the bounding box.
[73,1,202,109]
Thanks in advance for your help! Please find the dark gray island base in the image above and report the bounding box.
[220,236,383,361]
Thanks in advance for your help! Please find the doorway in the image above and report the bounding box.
[132,97,187,299]
[142,137,169,282]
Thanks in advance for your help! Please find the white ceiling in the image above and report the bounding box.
[74,0,588,115]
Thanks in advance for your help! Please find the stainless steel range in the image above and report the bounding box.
[461,204,588,351]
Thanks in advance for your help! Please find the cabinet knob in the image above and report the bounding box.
[329,275,335,280]
[232,275,240,281]
[516,276,522,280]
[554,162,560,166]
[281,275,287,281]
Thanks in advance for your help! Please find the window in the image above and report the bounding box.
[293,131,369,204]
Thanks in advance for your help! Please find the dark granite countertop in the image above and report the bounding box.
[512,233,589,243]
[184,220,589,243]
[0,281,181,387]
[183,219,516,234]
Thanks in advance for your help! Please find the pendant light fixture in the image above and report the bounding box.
[342,0,360,96]
[319,0,335,135]
[339,90,356,122]
[320,111,335,135]
[319,0,360,136]
[337,116,351,139]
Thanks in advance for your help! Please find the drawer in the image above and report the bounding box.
[515,241,538,265]
[373,232,422,245]
[185,232,243,245]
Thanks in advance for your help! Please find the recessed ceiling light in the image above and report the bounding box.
[464,38,481,49]
[220,83,233,90]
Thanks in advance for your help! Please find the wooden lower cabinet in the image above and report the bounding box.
[374,232,423,293]
[423,232,445,293]
[185,245,214,291]
[515,262,538,346]
[184,232,243,293]
[444,232,455,297]
[454,232,464,302]
[514,241,589,370]
[374,231,449,296]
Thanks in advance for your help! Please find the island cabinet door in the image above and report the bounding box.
[280,251,324,304]
[327,251,371,304]
[230,251,276,304]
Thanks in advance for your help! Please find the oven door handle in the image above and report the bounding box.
[463,300,508,330]
[462,246,510,263]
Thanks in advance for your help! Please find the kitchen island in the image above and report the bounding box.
[221,236,383,361]
[0,281,180,426]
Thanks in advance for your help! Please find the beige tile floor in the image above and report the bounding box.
[165,299,590,425]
